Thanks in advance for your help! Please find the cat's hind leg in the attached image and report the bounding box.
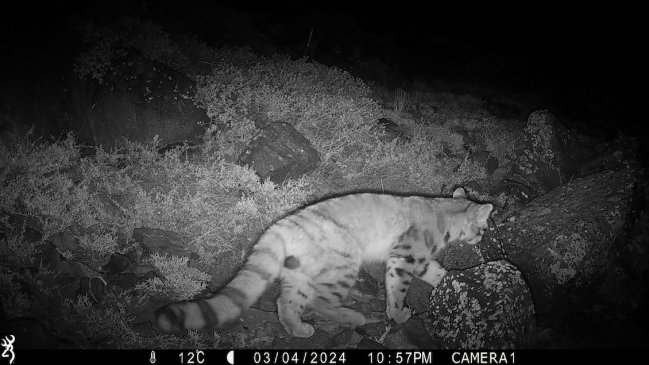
[277,271,316,338]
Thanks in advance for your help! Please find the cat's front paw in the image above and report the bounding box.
[387,306,411,324]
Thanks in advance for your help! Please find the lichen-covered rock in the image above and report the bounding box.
[489,173,540,211]
[238,122,320,184]
[513,110,583,194]
[429,260,535,349]
[499,168,637,317]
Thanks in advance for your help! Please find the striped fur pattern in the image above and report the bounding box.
[154,188,493,338]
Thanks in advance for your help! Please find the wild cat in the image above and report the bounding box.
[155,188,493,338]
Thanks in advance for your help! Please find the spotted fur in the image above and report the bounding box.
[155,187,493,337]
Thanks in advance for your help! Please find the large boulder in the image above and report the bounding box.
[65,50,207,150]
[499,167,638,318]
[512,110,583,195]
[429,260,536,348]
[238,122,321,184]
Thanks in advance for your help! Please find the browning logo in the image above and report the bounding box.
[1,335,15,365]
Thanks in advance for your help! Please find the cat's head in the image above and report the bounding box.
[446,188,493,245]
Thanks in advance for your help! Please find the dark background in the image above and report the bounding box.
[1,0,644,142]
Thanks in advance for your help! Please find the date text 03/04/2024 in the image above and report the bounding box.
[250,351,515,365]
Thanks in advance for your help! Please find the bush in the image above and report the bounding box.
[363,112,486,193]
[194,51,383,161]
[140,254,211,301]
[476,120,525,163]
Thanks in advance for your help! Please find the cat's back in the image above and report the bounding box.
[295,194,418,258]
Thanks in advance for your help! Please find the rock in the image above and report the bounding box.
[64,50,207,150]
[58,260,106,301]
[349,301,373,316]
[362,262,385,284]
[34,242,63,274]
[351,269,380,300]
[106,272,139,292]
[356,322,387,339]
[324,328,353,348]
[102,253,138,275]
[357,338,387,349]
[255,281,280,312]
[348,331,364,348]
[513,110,583,194]
[406,279,434,315]
[271,328,330,349]
[489,175,539,213]
[490,166,510,184]
[470,150,499,175]
[369,298,385,312]
[238,122,320,184]
[241,307,279,325]
[383,316,437,349]
[463,179,493,199]
[132,227,197,259]
[376,117,410,142]
[124,247,140,262]
[499,168,637,318]
[429,260,536,349]
[48,229,80,252]
[59,260,99,278]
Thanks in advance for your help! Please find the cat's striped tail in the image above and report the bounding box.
[154,227,287,333]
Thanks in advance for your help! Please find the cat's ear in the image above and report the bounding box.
[452,187,466,199]
[476,204,493,225]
